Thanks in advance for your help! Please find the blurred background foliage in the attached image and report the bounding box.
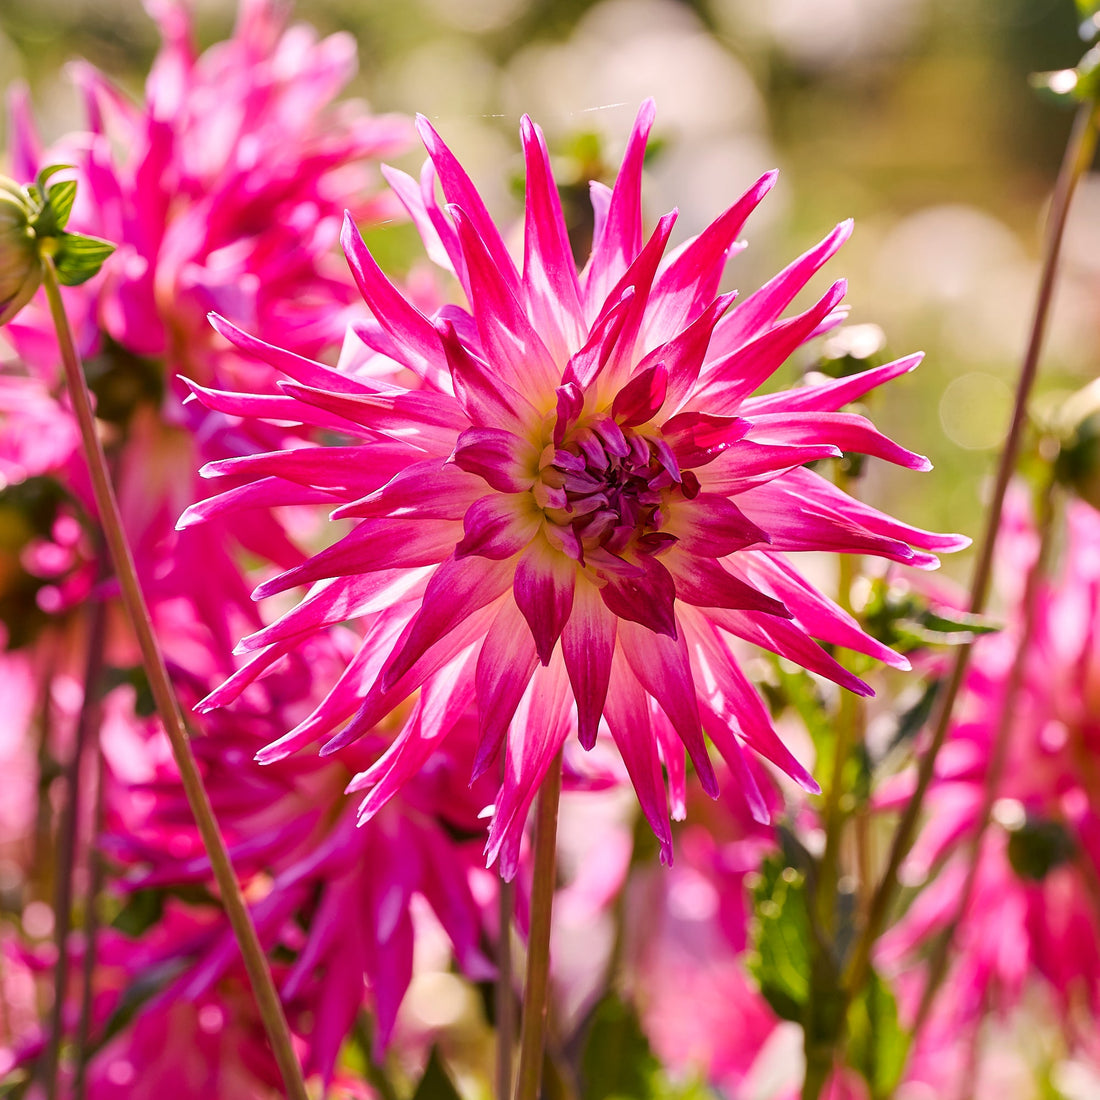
[1,0,1095,582]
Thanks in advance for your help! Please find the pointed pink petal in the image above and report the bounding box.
[661,411,752,469]
[646,170,777,343]
[690,280,848,414]
[598,554,678,637]
[253,517,458,599]
[341,211,447,376]
[666,492,768,557]
[618,617,718,797]
[743,353,924,415]
[473,599,541,776]
[584,98,656,313]
[437,318,539,432]
[748,411,931,471]
[380,554,514,691]
[513,541,576,665]
[602,658,673,864]
[709,220,853,358]
[562,579,618,750]
[416,113,520,290]
[521,115,585,361]
[668,555,790,618]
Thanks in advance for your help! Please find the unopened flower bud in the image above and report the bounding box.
[1053,377,1100,511]
[0,179,42,326]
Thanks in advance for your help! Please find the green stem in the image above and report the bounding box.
[844,96,1100,999]
[913,476,1057,1033]
[513,749,564,1100]
[41,257,309,1100]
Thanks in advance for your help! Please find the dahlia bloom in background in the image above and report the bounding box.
[189,98,966,878]
[0,0,408,630]
[879,491,1100,1094]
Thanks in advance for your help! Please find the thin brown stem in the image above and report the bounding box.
[497,875,516,1100]
[844,97,1100,998]
[74,680,108,1100]
[513,750,564,1100]
[41,257,308,1100]
[913,477,1057,1033]
[43,588,107,1100]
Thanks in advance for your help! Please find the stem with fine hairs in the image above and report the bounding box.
[41,255,309,1100]
[513,749,564,1100]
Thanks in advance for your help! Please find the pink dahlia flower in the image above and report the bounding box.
[190,100,966,877]
[879,491,1100,1045]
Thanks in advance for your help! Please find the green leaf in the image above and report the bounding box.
[46,179,77,230]
[410,1047,462,1100]
[748,856,812,1023]
[580,994,660,1100]
[53,231,116,286]
[845,968,910,1099]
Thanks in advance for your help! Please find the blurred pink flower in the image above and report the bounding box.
[190,99,965,878]
[879,491,1100,1083]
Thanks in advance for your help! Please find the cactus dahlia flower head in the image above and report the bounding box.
[187,101,967,879]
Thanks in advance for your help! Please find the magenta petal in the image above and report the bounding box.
[710,218,853,358]
[521,114,585,360]
[602,659,673,864]
[208,312,370,394]
[749,410,932,471]
[332,460,481,522]
[661,410,752,469]
[452,427,538,492]
[611,363,669,428]
[618,617,719,798]
[449,205,559,400]
[416,113,520,291]
[744,352,924,415]
[669,493,768,557]
[253,517,458,599]
[340,212,446,376]
[455,494,539,560]
[513,543,576,665]
[598,554,678,637]
[437,318,539,431]
[562,286,636,390]
[177,476,339,530]
[562,581,617,749]
[647,169,777,342]
[584,98,656,312]
[473,599,541,777]
[692,280,848,414]
[669,555,790,618]
[380,554,513,692]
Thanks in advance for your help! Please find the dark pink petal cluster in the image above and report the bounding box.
[190,100,965,877]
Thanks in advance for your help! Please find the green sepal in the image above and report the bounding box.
[45,179,78,231]
[53,230,116,286]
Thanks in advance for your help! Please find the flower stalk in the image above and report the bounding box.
[513,750,564,1100]
[913,474,1058,1033]
[843,95,1100,1000]
[40,255,309,1100]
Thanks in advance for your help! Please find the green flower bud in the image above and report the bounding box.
[0,179,42,326]
[1053,377,1100,511]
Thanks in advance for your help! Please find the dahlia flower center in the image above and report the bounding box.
[536,415,699,559]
